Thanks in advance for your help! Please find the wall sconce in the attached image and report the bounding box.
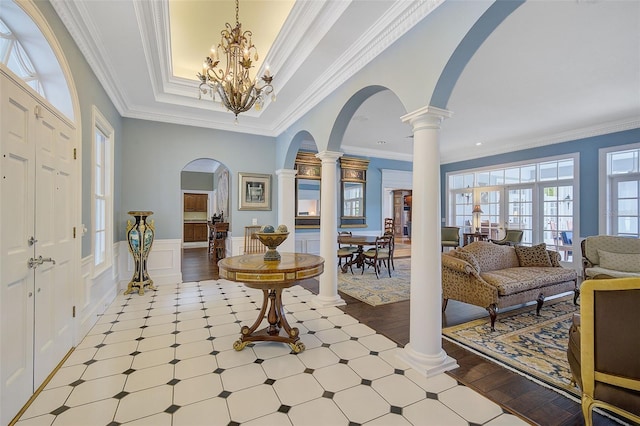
[472,204,483,233]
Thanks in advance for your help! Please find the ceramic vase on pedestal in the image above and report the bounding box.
[124,211,156,295]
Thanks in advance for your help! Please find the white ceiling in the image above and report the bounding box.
[50,0,640,165]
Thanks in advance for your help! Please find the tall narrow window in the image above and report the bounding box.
[602,145,640,237]
[93,107,114,272]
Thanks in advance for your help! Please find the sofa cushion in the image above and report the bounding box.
[584,235,640,266]
[585,266,640,279]
[481,267,577,296]
[451,249,480,272]
[515,243,552,267]
[597,250,640,273]
[461,241,519,271]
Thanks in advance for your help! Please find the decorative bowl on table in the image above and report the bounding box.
[255,224,289,261]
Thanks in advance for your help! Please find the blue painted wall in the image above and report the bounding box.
[440,128,640,238]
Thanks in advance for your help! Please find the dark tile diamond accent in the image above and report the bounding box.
[308,330,316,335]
[426,391,438,400]
[304,368,314,374]
[234,320,242,324]
[334,325,342,329]
[278,405,291,414]
[339,359,348,364]
[321,343,330,348]
[210,350,220,356]
[390,406,403,415]
[230,311,237,315]
[369,351,379,356]
[254,359,264,364]
[110,320,119,324]
[167,379,180,386]
[165,404,180,414]
[143,316,151,319]
[135,337,145,341]
[394,369,404,375]
[204,325,213,329]
[170,343,180,348]
[297,320,304,324]
[361,379,372,386]
[169,359,180,365]
[171,330,180,335]
[218,390,232,398]
[228,422,240,426]
[123,368,136,375]
[322,391,335,399]
[117,311,125,314]
[106,422,121,426]
[321,316,328,319]
[201,307,207,311]
[83,359,97,366]
[69,379,85,387]
[207,336,216,341]
[103,330,114,335]
[130,351,141,356]
[214,368,225,374]
[348,422,361,426]
[95,343,106,349]
[174,311,181,315]
[172,320,180,324]
[113,391,129,400]
[139,325,147,329]
[350,336,358,341]
[264,378,275,385]
[203,315,210,319]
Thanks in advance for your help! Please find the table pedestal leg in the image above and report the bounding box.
[233,288,305,353]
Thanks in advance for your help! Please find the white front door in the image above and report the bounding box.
[1,70,76,424]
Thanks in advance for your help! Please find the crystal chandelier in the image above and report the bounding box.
[197,0,275,123]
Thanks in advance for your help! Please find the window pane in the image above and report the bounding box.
[611,150,638,174]
[618,199,638,216]
[618,180,638,198]
[505,168,520,184]
[521,165,536,182]
[558,159,574,179]
[539,162,557,181]
[618,217,638,234]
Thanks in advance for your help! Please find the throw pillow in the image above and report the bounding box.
[453,249,480,272]
[598,250,640,273]
[515,243,552,267]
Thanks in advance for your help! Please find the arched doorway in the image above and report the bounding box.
[180,158,229,282]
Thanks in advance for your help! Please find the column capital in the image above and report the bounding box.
[315,150,343,163]
[401,105,453,130]
[275,169,297,178]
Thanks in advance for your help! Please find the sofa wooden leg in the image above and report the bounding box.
[442,298,448,312]
[536,293,545,315]
[487,304,498,331]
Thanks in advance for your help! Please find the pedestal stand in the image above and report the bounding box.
[124,211,156,295]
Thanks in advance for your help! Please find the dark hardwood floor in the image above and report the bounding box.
[182,247,626,426]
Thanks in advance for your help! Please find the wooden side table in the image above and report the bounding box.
[218,253,324,353]
[462,232,489,246]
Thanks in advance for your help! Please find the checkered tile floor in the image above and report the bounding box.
[15,279,527,425]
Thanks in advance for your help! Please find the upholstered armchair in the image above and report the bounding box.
[567,277,640,426]
[441,226,460,251]
[489,229,523,246]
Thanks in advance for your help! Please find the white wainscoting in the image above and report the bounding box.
[118,239,183,291]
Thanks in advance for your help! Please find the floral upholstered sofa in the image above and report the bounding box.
[581,235,640,279]
[442,241,578,330]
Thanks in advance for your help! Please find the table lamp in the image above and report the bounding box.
[472,205,483,233]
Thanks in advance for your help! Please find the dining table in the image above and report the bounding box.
[337,234,379,273]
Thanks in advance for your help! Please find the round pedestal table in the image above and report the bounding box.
[218,253,324,353]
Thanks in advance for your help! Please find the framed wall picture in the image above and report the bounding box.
[238,172,271,211]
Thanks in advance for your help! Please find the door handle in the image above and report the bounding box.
[27,255,56,269]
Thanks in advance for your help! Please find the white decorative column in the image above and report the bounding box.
[313,150,346,307]
[276,169,297,253]
[398,106,458,376]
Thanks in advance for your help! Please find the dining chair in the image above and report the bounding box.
[244,225,266,254]
[337,231,358,274]
[362,234,393,278]
[384,217,394,235]
[210,222,229,262]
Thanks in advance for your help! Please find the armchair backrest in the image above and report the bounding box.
[579,278,640,425]
[441,226,460,242]
[504,229,524,243]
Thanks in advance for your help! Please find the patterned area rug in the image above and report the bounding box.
[443,296,581,397]
[338,258,410,306]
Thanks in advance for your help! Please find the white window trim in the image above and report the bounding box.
[92,106,114,277]
[599,141,640,235]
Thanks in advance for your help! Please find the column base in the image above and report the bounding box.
[311,294,346,308]
[398,343,458,377]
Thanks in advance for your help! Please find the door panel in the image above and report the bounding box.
[1,74,36,423]
[34,107,74,387]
